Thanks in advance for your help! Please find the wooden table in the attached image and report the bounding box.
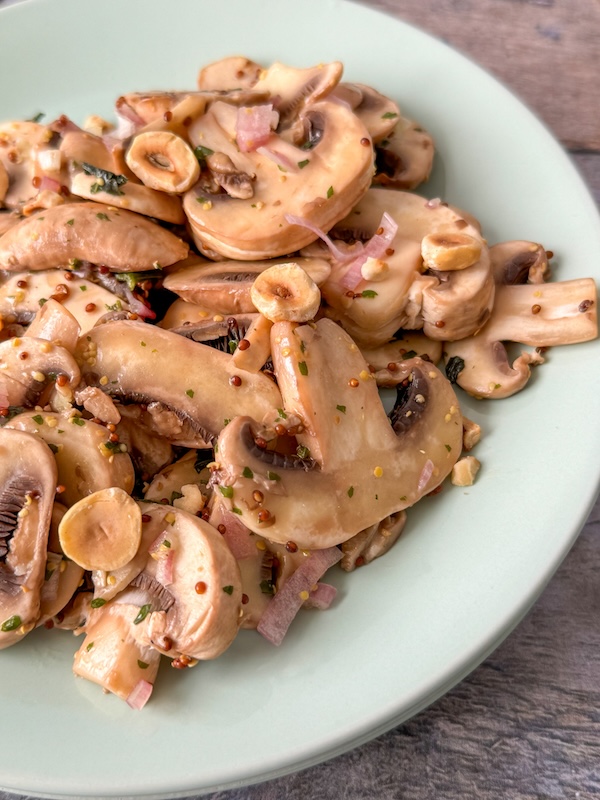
[0,2,598,799]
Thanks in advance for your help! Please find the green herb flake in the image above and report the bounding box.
[95,212,110,221]
[224,418,231,426]
[277,408,287,419]
[28,112,45,123]
[445,444,452,452]
[86,641,94,651]
[219,485,234,498]
[79,285,87,291]
[298,360,308,376]
[445,356,465,384]
[44,565,55,581]
[381,111,399,119]
[32,414,44,425]
[297,159,310,169]
[38,297,47,306]
[260,579,275,595]
[140,341,147,347]
[347,486,354,498]
[170,491,183,503]
[1,615,22,632]
[81,162,128,195]
[133,603,152,625]
[336,404,347,414]
[299,340,306,353]
[90,598,106,608]
[242,466,254,479]
[137,660,149,669]
[104,300,122,312]
[403,350,417,359]
[361,289,378,298]
[72,417,85,426]
[48,443,59,454]
[196,196,209,204]
[266,471,281,482]
[65,218,74,226]
[228,340,237,354]
[326,185,334,199]
[296,445,311,459]
[194,144,214,161]
[222,585,234,595]
[231,506,243,515]
[400,495,407,502]
[162,539,171,548]
[185,388,194,398]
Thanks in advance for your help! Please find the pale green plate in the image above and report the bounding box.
[0,0,599,798]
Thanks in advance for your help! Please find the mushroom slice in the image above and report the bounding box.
[0,121,55,210]
[58,487,142,571]
[490,240,550,285]
[0,270,132,332]
[125,131,200,194]
[0,161,9,206]
[374,116,435,190]
[360,334,443,386]
[144,449,211,505]
[0,429,56,649]
[340,510,407,571]
[0,210,22,237]
[251,61,343,127]
[215,319,463,549]
[130,502,242,661]
[0,202,188,272]
[443,278,598,398]
[338,83,400,144]
[0,335,80,408]
[163,255,331,314]
[4,411,135,507]
[250,263,321,323]
[159,298,214,329]
[77,320,282,443]
[68,172,186,225]
[25,298,80,353]
[73,600,161,705]
[198,56,264,91]
[183,99,373,260]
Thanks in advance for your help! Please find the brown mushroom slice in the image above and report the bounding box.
[0,121,55,210]
[0,270,131,332]
[5,411,135,507]
[338,83,400,144]
[374,116,435,190]
[77,320,282,443]
[0,335,80,408]
[198,56,264,91]
[183,99,373,260]
[68,172,185,225]
[0,202,188,272]
[215,319,462,549]
[130,502,242,661]
[443,278,598,399]
[164,255,331,314]
[73,600,161,704]
[489,240,550,285]
[0,429,56,649]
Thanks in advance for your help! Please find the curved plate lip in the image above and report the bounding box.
[0,0,599,798]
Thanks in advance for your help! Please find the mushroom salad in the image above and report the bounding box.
[0,57,597,709]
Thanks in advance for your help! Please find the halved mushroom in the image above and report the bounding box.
[25,298,80,353]
[197,56,264,92]
[373,116,435,190]
[360,333,443,386]
[4,411,135,507]
[127,502,242,661]
[0,269,133,332]
[163,255,331,314]
[183,98,373,260]
[443,278,598,398]
[0,202,189,272]
[0,428,56,649]
[336,83,400,144]
[125,131,200,194]
[340,510,407,571]
[317,189,494,345]
[490,240,550,285]
[77,319,282,443]
[214,318,463,548]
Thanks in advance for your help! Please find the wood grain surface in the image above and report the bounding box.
[0,2,598,800]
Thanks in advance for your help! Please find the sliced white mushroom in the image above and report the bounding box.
[250,263,321,322]
[125,131,200,193]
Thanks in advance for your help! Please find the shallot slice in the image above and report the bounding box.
[340,211,398,290]
[257,546,342,646]
[284,213,355,263]
[236,104,278,153]
[126,679,154,710]
[303,582,337,610]
[417,459,435,492]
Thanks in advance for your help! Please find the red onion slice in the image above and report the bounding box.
[209,503,256,559]
[303,582,337,610]
[122,286,156,320]
[236,104,278,153]
[284,213,356,263]
[257,546,342,646]
[340,211,398,290]
[38,176,62,193]
[126,679,153,710]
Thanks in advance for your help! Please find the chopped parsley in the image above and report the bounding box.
[336,404,347,414]
[1,615,21,632]
[361,289,378,298]
[90,598,106,609]
[266,471,281,482]
[133,603,152,625]
[326,185,334,199]
[95,212,110,221]
[219,485,234,498]
[277,408,287,419]
[296,445,311,459]
[222,585,234,595]
[71,417,85,426]
[194,144,214,162]
[170,491,183,503]
[297,159,310,169]
[347,486,354,498]
[81,162,128,196]
[185,388,195,398]
[298,361,308,376]
[65,218,74,226]
[137,660,149,669]
[260,579,275,595]
[242,466,254,479]
[32,414,44,425]
[381,111,399,119]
